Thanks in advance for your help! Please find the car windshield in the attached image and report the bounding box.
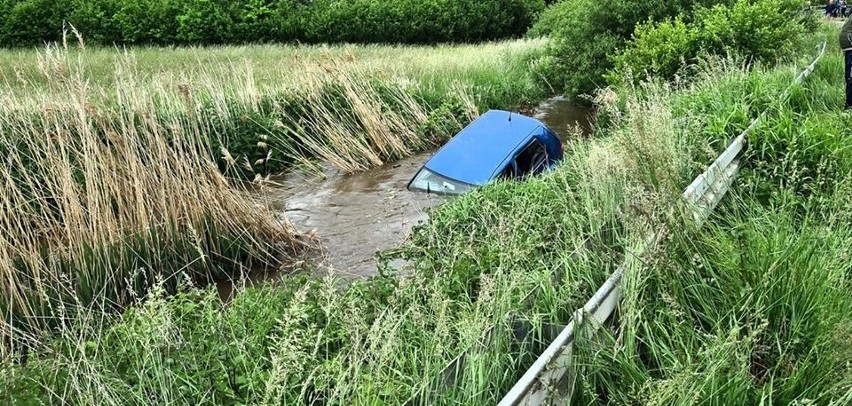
[408,167,473,195]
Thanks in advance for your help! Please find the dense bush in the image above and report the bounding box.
[610,0,809,85]
[608,17,698,83]
[303,0,545,44]
[113,0,181,45]
[528,0,696,97]
[530,0,812,97]
[0,0,72,46]
[695,0,807,63]
[0,0,545,46]
[176,0,234,43]
[68,0,123,44]
[232,0,304,42]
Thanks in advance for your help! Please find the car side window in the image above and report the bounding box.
[513,139,548,178]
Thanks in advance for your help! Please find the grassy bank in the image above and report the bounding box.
[6,28,848,404]
[0,39,546,97]
[0,55,314,355]
[0,39,547,174]
[569,29,852,403]
[0,38,549,354]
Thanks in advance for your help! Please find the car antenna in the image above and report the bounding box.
[508,112,512,122]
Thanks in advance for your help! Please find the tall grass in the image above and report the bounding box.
[571,197,852,404]
[0,38,544,175]
[3,27,850,406]
[261,62,479,173]
[567,28,852,405]
[1,37,739,404]
[0,44,312,355]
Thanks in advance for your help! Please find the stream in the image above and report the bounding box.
[218,97,594,298]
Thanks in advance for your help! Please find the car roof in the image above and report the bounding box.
[424,110,543,186]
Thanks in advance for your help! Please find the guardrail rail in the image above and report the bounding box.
[498,41,827,406]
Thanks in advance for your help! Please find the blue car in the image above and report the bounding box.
[407,110,563,195]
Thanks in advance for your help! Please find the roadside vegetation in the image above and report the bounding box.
[0,0,545,47]
[530,0,814,98]
[0,36,549,356]
[570,33,852,403]
[1,1,850,404]
[5,19,849,405]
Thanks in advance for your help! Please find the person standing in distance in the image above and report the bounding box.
[843,17,852,109]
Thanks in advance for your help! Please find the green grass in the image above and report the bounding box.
[572,197,852,404]
[568,27,852,404]
[0,39,548,176]
[2,24,850,406]
[0,39,547,107]
[0,36,797,406]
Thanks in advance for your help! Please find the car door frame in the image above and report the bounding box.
[492,128,551,180]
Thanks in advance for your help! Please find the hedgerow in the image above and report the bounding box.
[0,0,545,47]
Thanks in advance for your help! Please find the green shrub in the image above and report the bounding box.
[696,0,805,63]
[230,0,304,43]
[303,0,544,44]
[175,0,233,44]
[0,0,545,47]
[532,0,810,96]
[1,0,72,47]
[69,0,123,45]
[605,0,809,87]
[530,0,688,97]
[113,0,180,44]
[609,17,698,84]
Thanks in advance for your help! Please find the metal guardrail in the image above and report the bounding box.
[402,283,569,406]
[498,41,827,406]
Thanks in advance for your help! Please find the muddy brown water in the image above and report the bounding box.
[532,96,595,137]
[217,97,594,298]
[266,153,444,279]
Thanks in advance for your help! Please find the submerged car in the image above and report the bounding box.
[407,110,563,195]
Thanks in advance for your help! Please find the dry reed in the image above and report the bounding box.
[0,36,483,354]
[0,44,311,354]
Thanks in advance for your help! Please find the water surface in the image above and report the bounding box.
[218,97,595,298]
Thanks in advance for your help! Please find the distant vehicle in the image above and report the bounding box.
[407,110,563,195]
